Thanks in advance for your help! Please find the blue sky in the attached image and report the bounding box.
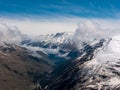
[1,0,120,35]
[0,0,120,18]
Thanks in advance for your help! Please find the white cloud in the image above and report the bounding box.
[71,20,120,49]
[0,17,120,36]
[0,17,120,43]
[0,18,78,36]
[72,21,105,42]
[70,21,107,49]
[0,23,23,44]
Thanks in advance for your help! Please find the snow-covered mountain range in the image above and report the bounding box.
[21,32,79,60]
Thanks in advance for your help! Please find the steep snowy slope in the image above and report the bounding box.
[83,35,120,89]
[47,35,120,90]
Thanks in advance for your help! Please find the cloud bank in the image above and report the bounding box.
[73,21,104,41]
[72,21,105,45]
[0,23,23,44]
[0,18,120,46]
[1,17,120,36]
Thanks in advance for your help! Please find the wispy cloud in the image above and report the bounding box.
[0,0,120,18]
[0,23,23,44]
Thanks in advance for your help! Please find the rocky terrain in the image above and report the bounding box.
[0,43,53,90]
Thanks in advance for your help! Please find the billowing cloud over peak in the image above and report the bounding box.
[0,23,23,44]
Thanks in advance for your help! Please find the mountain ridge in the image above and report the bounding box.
[46,35,120,90]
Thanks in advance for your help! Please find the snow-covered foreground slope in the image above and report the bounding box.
[93,35,120,63]
[82,35,120,89]
[47,35,120,90]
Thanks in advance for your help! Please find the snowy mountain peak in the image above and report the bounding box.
[22,32,73,46]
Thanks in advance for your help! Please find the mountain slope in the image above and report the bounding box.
[21,32,73,49]
[21,32,81,62]
[47,35,120,90]
[0,43,53,90]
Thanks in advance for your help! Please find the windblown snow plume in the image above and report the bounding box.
[0,23,23,44]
